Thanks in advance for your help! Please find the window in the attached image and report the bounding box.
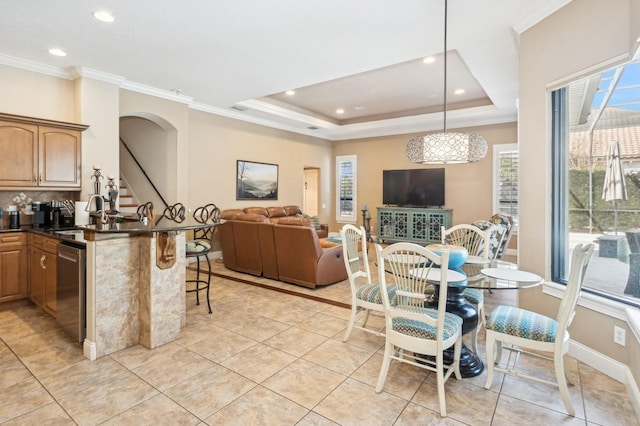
[551,59,640,306]
[336,155,357,223]
[494,144,518,222]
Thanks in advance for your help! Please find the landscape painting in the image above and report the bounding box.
[236,160,279,200]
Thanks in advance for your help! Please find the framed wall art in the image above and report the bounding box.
[236,160,279,200]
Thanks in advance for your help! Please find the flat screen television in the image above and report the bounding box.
[382,168,445,207]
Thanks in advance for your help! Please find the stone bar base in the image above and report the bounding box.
[84,232,187,360]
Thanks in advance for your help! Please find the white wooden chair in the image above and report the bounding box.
[374,242,462,417]
[441,224,492,353]
[340,224,393,341]
[484,243,594,416]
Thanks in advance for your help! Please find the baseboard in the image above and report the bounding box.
[569,340,640,418]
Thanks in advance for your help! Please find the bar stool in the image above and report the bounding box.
[186,203,220,314]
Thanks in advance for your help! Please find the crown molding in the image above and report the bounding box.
[121,81,194,104]
[68,66,126,85]
[0,53,70,79]
[0,53,516,141]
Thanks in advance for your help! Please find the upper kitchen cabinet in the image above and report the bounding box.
[0,113,88,190]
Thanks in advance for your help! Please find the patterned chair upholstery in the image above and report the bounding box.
[484,243,594,417]
[340,224,396,342]
[472,214,515,260]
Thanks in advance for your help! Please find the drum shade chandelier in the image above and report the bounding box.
[406,0,487,164]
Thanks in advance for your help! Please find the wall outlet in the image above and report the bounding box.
[614,326,626,346]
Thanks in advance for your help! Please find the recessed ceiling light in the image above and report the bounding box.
[454,88,465,95]
[48,48,66,57]
[285,90,295,96]
[423,56,436,64]
[354,106,365,111]
[336,108,345,114]
[93,11,114,23]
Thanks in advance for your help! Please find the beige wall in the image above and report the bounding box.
[119,90,190,207]
[334,122,517,233]
[0,65,75,121]
[519,0,640,374]
[187,109,334,225]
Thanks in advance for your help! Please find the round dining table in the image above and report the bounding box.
[410,256,543,378]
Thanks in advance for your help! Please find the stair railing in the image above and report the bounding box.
[119,137,170,211]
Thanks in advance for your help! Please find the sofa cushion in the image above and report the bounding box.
[266,206,287,218]
[243,207,268,217]
[220,209,244,220]
[236,213,270,223]
[284,205,302,216]
[277,216,313,227]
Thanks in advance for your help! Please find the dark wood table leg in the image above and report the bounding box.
[426,285,484,378]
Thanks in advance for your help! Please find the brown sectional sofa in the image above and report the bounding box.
[219,206,345,288]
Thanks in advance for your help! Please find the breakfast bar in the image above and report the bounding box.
[79,221,212,360]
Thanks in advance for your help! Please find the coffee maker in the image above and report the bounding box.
[32,201,51,227]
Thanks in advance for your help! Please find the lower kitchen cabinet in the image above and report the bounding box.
[0,233,28,303]
[29,234,58,317]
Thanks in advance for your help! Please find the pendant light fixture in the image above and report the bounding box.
[406,0,487,164]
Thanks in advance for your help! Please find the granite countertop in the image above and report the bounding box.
[79,220,223,234]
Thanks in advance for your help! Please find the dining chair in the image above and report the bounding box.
[484,243,594,416]
[375,242,462,417]
[340,224,393,341]
[441,224,492,353]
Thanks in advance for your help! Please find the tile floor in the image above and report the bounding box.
[1,272,639,425]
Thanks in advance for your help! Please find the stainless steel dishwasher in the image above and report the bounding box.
[56,241,86,342]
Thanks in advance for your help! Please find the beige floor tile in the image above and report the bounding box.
[314,377,407,425]
[0,377,54,423]
[165,363,256,419]
[412,373,499,424]
[303,338,375,376]
[295,311,350,338]
[492,394,587,425]
[394,402,466,425]
[185,328,258,363]
[0,356,32,388]
[263,326,329,357]
[338,323,386,353]
[0,270,638,425]
[0,312,59,342]
[38,356,128,399]
[221,311,291,341]
[351,353,429,400]
[204,385,308,425]
[131,345,216,391]
[2,402,75,425]
[221,343,296,383]
[262,358,346,409]
[500,373,585,418]
[296,411,340,425]
[582,386,640,425]
[109,343,171,370]
[20,342,86,376]
[102,393,200,425]
[58,371,159,425]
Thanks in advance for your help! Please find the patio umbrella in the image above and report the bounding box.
[602,139,627,235]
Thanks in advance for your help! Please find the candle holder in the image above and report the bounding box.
[362,208,373,242]
[91,164,103,196]
[106,174,119,214]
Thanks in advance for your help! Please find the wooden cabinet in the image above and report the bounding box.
[0,113,88,190]
[29,234,59,317]
[377,207,452,244]
[0,233,28,303]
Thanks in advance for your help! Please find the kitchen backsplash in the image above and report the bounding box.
[0,191,80,227]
